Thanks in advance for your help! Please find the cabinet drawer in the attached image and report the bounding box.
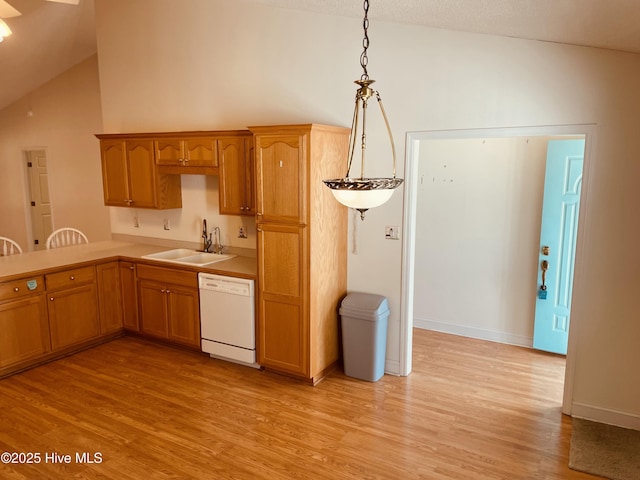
[0,276,45,302]
[136,264,198,288]
[46,266,96,291]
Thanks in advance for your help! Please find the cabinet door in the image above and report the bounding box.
[48,284,100,350]
[255,133,306,224]
[96,262,123,335]
[126,140,158,208]
[244,139,256,216]
[167,286,200,348]
[184,137,218,167]
[219,136,252,215]
[138,279,169,339]
[257,223,308,376]
[100,139,130,207]
[0,295,50,370]
[155,139,184,166]
[119,262,139,331]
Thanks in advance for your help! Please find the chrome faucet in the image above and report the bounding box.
[201,219,213,253]
[212,226,224,254]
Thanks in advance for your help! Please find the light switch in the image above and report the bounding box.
[385,225,400,240]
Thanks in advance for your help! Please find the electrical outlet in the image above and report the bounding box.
[163,218,170,231]
[385,225,400,240]
[238,226,248,239]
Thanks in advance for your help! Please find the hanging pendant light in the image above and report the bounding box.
[323,0,403,220]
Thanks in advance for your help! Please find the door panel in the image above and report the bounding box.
[101,140,129,206]
[167,287,200,347]
[138,280,169,338]
[26,150,53,250]
[533,139,584,354]
[126,140,157,208]
[48,284,100,350]
[185,138,218,167]
[255,134,306,224]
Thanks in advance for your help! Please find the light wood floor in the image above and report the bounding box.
[0,329,602,479]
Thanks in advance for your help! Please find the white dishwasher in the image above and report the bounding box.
[198,273,258,368]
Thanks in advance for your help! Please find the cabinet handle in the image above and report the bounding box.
[13,287,19,292]
[129,265,135,270]
[257,226,262,232]
[161,289,166,293]
[50,297,54,301]
[69,275,75,281]
[166,289,171,294]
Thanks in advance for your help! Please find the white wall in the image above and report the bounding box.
[413,136,550,346]
[94,0,640,427]
[0,55,111,249]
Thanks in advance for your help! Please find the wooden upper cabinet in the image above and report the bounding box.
[97,135,182,209]
[155,136,219,175]
[185,137,218,167]
[254,132,306,224]
[127,139,160,208]
[218,135,255,216]
[100,139,129,207]
[155,139,183,166]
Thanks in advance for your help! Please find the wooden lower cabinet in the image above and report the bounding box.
[0,276,50,372]
[46,267,100,351]
[119,261,139,331]
[137,264,200,349]
[96,261,124,335]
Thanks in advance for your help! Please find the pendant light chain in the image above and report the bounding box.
[321,0,403,220]
[360,0,370,81]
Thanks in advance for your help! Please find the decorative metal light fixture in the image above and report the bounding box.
[323,0,403,220]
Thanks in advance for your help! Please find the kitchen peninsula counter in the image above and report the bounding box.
[0,240,257,281]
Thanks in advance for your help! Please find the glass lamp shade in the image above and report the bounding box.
[323,177,403,219]
[330,185,395,209]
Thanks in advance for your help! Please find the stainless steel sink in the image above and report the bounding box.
[141,249,236,266]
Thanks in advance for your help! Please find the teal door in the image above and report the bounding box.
[533,139,585,355]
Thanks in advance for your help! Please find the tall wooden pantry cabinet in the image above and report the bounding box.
[250,124,350,384]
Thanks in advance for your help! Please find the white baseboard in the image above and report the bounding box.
[384,359,401,376]
[413,317,533,348]
[571,402,640,430]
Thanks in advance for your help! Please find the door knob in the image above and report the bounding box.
[542,245,550,255]
[541,260,549,288]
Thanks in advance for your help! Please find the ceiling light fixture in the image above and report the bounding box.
[0,0,80,20]
[323,0,403,220]
[0,18,11,42]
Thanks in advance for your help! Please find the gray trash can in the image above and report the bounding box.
[340,292,390,382]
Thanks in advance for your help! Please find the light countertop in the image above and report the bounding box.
[0,241,257,282]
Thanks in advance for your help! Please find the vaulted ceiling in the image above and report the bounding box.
[1,0,639,111]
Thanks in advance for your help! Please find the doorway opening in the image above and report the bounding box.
[399,125,595,415]
[24,149,53,251]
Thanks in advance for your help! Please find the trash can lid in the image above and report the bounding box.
[340,292,390,321]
